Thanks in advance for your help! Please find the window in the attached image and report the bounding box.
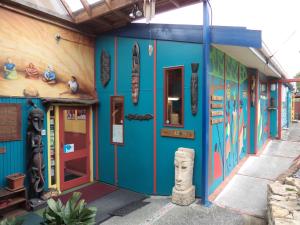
[111,96,124,144]
[164,66,184,127]
[261,83,267,96]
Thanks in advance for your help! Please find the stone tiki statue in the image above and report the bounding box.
[172,147,195,206]
[27,106,45,199]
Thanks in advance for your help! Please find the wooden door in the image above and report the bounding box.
[59,106,90,191]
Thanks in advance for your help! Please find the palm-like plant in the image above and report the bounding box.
[42,192,97,225]
[0,218,23,225]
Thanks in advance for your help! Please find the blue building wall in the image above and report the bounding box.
[282,86,289,128]
[156,40,203,196]
[95,36,203,196]
[0,98,48,188]
[270,83,278,138]
[257,81,269,151]
[208,47,249,194]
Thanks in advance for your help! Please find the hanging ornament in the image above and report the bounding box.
[143,0,156,24]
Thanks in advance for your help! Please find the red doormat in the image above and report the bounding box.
[58,183,117,204]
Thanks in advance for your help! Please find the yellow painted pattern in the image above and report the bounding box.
[47,109,54,188]
[89,106,94,182]
[55,106,61,192]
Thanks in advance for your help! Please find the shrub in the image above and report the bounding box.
[42,192,97,225]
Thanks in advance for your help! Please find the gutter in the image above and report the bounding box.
[249,42,287,79]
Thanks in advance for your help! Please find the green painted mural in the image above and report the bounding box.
[209,47,249,194]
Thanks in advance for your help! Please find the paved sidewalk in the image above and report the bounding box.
[101,197,265,225]
[214,122,300,218]
[101,123,300,224]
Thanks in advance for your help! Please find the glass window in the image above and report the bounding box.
[111,96,124,144]
[64,0,84,12]
[164,66,184,127]
[261,83,267,96]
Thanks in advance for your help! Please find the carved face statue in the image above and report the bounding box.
[29,108,44,132]
[174,148,195,191]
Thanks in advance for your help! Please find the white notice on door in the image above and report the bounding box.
[112,124,123,143]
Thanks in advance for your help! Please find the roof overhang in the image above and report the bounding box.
[213,44,283,78]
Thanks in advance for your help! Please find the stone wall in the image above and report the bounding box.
[267,157,300,225]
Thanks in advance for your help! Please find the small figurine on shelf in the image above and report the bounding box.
[59,76,79,96]
[25,63,40,79]
[3,58,18,80]
[43,65,56,84]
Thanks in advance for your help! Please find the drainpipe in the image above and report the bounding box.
[202,0,211,206]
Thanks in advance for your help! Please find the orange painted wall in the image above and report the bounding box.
[0,8,95,98]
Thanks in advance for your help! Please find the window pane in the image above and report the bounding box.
[64,157,87,182]
[86,0,103,4]
[164,67,184,126]
[64,0,84,12]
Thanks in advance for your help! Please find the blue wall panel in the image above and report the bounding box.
[156,40,203,196]
[239,67,248,160]
[270,84,278,137]
[96,37,203,196]
[117,37,154,194]
[281,86,288,128]
[224,56,239,177]
[257,82,268,150]
[95,36,116,185]
[0,98,48,188]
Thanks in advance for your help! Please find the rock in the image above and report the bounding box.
[271,200,300,212]
[285,177,300,190]
[274,218,300,225]
[271,205,290,218]
[269,182,298,196]
[269,194,288,201]
[292,210,300,220]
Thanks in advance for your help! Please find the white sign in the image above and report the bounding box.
[112,125,123,143]
[64,144,74,153]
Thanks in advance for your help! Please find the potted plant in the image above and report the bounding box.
[42,192,97,225]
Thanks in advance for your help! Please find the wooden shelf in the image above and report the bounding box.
[0,197,26,210]
[0,188,27,215]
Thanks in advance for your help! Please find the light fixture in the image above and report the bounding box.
[129,7,135,19]
[129,4,143,19]
[168,97,180,101]
[135,5,143,17]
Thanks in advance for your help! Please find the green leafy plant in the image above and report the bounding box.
[42,192,97,225]
[0,218,23,225]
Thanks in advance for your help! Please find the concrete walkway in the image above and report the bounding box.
[214,122,300,218]
[101,123,300,225]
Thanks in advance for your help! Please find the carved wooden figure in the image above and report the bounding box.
[101,49,111,87]
[27,106,45,199]
[191,63,199,115]
[132,42,140,104]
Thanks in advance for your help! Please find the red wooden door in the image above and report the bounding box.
[59,106,90,191]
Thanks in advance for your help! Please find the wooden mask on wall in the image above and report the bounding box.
[101,49,110,87]
[191,63,199,115]
[132,42,140,104]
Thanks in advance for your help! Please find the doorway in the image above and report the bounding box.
[59,106,91,191]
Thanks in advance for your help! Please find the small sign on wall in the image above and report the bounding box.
[0,147,5,154]
[161,129,195,139]
[64,144,74,153]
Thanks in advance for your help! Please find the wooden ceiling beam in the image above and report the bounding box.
[94,18,112,27]
[103,0,131,23]
[80,0,92,16]
[59,0,75,21]
[169,0,180,8]
[75,0,134,23]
